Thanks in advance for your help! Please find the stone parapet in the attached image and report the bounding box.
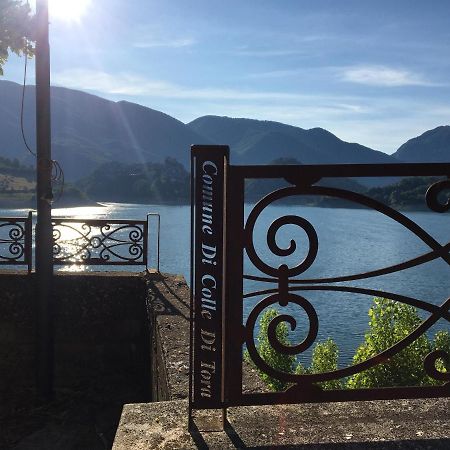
[113,398,449,449]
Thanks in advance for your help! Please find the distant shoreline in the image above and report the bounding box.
[0,197,102,210]
[1,200,435,213]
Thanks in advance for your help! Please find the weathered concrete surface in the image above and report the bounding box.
[147,272,191,401]
[0,270,151,392]
[147,272,267,401]
[1,270,153,449]
[113,398,449,449]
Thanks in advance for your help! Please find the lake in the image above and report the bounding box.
[1,202,449,365]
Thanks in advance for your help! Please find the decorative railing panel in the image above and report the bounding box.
[52,218,149,268]
[0,213,160,272]
[190,145,449,427]
[0,212,32,272]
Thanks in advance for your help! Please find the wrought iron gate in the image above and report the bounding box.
[190,145,449,426]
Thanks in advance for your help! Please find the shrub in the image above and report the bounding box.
[245,308,296,391]
[248,298,450,391]
[295,338,342,389]
[346,298,445,388]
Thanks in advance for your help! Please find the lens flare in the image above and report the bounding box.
[49,0,91,23]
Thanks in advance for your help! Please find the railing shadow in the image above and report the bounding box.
[222,420,450,449]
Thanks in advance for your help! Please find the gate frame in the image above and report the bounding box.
[189,145,450,430]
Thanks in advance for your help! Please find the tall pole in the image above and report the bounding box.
[35,0,54,400]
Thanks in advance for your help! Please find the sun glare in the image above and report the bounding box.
[49,0,91,22]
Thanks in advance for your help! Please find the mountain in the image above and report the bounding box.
[1,80,448,189]
[0,80,209,180]
[188,115,402,187]
[392,126,450,162]
[188,115,397,165]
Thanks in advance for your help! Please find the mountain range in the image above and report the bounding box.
[0,80,449,184]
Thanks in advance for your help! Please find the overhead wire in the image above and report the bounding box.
[19,24,66,203]
[20,42,36,157]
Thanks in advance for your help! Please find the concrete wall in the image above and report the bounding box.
[0,269,261,407]
[0,271,151,400]
[146,272,191,401]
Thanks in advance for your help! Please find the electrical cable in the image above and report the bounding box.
[20,43,36,157]
[52,159,65,202]
[20,30,66,203]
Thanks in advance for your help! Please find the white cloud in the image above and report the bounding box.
[53,68,339,102]
[52,68,450,154]
[133,37,196,49]
[338,65,438,87]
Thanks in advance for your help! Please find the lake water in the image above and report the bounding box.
[1,202,449,365]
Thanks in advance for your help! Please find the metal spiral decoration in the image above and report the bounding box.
[52,219,146,265]
[426,178,450,213]
[0,220,26,263]
[243,181,450,387]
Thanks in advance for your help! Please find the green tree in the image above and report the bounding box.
[431,331,450,375]
[245,308,296,391]
[249,298,450,391]
[0,0,35,75]
[295,338,342,390]
[347,297,448,388]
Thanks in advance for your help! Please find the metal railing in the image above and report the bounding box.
[0,212,32,273]
[190,145,450,427]
[0,213,160,272]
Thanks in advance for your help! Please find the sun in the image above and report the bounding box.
[49,0,91,23]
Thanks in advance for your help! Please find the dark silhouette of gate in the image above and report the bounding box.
[190,145,449,428]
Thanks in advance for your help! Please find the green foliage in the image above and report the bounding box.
[249,299,450,392]
[245,308,296,391]
[296,338,342,390]
[367,176,448,210]
[432,331,450,374]
[347,298,448,388]
[0,155,34,177]
[0,0,35,75]
[78,157,190,204]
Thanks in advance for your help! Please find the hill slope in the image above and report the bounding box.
[188,115,404,187]
[2,80,448,189]
[393,126,450,162]
[188,115,397,165]
[0,80,209,180]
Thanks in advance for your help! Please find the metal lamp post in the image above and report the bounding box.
[35,0,54,401]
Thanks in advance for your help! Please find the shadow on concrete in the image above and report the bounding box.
[188,421,209,450]
[161,277,190,311]
[222,420,450,449]
[147,277,189,321]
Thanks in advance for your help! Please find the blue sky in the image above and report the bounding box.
[3,0,450,153]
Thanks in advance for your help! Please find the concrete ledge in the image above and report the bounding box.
[146,272,268,401]
[113,398,449,449]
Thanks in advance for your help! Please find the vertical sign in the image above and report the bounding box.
[191,145,228,409]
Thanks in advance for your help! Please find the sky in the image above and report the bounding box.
[3,0,450,154]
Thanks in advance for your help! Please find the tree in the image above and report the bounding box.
[245,308,296,391]
[0,0,35,75]
[347,298,449,388]
[250,299,450,391]
[296,338,342,390]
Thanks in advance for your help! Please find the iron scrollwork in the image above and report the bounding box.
[242,179,450,392]
[52,219,147,266]
[0,216,31,267]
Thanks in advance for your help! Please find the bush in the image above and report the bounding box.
[296,338,342,390]
[248,299,450,391]
[347,298,447,388]
[245,308,296,391]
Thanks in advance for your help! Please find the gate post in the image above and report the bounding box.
[190,145,229,429]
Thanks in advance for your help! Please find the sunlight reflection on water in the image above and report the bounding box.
[52,204,117,271]
[51,204,112,218]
